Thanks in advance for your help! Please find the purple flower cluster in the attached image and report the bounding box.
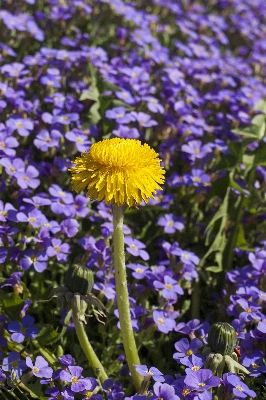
[1,0,266,398]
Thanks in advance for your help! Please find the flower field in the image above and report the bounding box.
[1,0,266,399]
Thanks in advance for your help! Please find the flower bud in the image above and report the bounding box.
[64,264,94,296]
[207,322,237,356]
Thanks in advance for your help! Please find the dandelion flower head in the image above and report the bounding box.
[69,138,165,206]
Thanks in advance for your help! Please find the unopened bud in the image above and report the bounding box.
[208,322,237,356]
[64,264,94,296]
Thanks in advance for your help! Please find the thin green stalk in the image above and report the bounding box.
[113,204,142,390]
[72,310,108,383]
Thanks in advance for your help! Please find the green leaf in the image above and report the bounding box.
[229,176,249,195]
[80,87,99,102]
[254,98,266,113]
[89,102,101,124]
[36,325,60,346]
[0,292,24,318]
[235,224,248,249]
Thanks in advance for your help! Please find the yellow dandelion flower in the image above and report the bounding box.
[69,138,165,206]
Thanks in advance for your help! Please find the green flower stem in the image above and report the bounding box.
[113,204,142,390]
[72,310,108,383]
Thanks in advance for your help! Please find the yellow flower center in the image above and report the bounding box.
[136,268,144,273]
[198,382,206,387]
[71,376,79,384]
[186,349,193,356]
[157,318,164,325]
[29,217,36,223]
[236,385,243,392]
[69,138,165,206]
[84,391,93,399]
[54,246,61,253]
[33,366,39,373]
[192,177,201,182]
[165,284,173,290]
[192,366,200,371]
[0,142,6,148]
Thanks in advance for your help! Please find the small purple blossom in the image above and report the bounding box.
[135,365,165,382]
[26,355,53,378]
[7,315,39,343]
[184,369,220,391]
[124,237,149,261]
[150,382,180,400]
[46,238,70,262]
[153,310,176,334]
[157,214,184,234]
[60,366,93,393]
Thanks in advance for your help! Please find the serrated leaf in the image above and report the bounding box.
[89,102,101,124]
[254,98,266,113]
[80,87,99,102]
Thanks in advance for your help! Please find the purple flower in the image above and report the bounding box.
[130,111,158,127]
[20,250,48,272]
[143,96,164,114]
[150,382,180,400]
[127,263,149,279]
[6,116,34,137]
[153,310,176,334]
[175,319,202,337]
[135,365,165,382]
[153,275,184,302]
[52,113,79,125]
[106,106,134,124]
[0,272,22,288]
[158,214,184,234]
[65,129,91,152]
[26,356,53,378]
[0,157,25,176]
[124,237,149,261]
[236,298,262,322]
[1,62,29,77]
[7,315,39,343]
[46,238,70,262]
[17,208,48,228]
[2,351,27,379]
[60,218,79,238]
[182,354,205,373]
[60,366,93,393]
[73,195,89,218]
[115,90,136,105]
[181,140,212,161]
[184,369,220,391]
[184,169,211,187]
[0,201,16,222]
[222,373,256,398]
[173,338,203,363]
[34,129,62,152]
[171,248,200,265]
[0,131,19,156]
[113,125,140,139]
[58,354,76,368]
[45,387,75,400]
[16,165,40,189]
